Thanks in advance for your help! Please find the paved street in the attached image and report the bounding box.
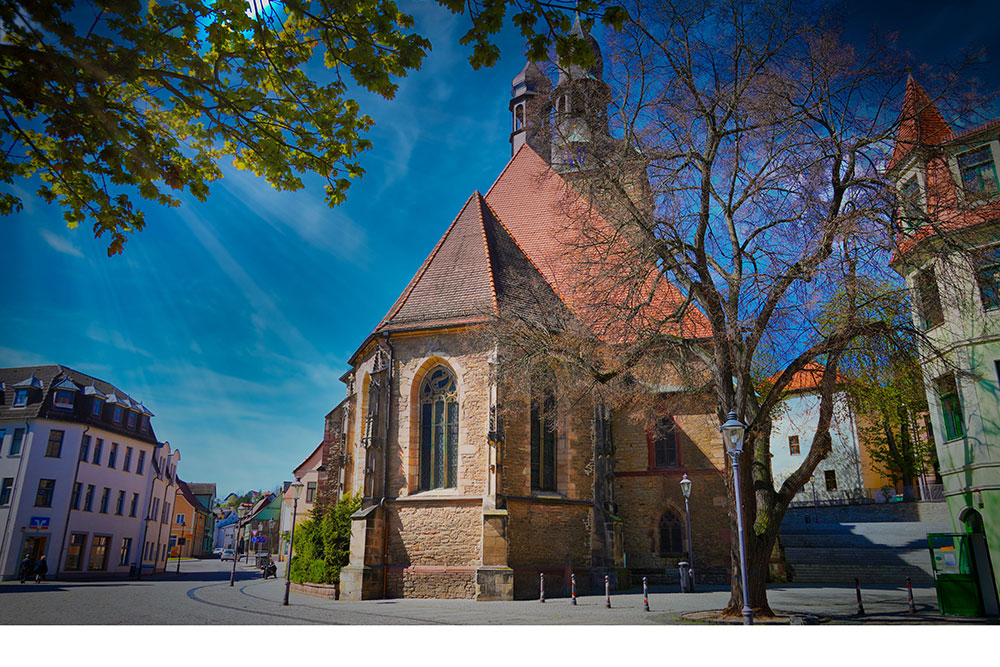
[0,557,996,625]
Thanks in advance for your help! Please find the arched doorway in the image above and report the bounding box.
[959,506,999,616]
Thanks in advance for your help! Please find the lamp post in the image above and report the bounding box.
[721,410,753,626]
[679,473,695,593]
[229,507,246,587]
[282,478,304,606]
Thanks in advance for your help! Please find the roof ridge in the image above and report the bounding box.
[474,192,501,317]
[377,192,480,331]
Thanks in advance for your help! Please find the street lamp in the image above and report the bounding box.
[679,474,695,592]
[721,410,753,626]
[282,478,304,606]
[229,506,247,587]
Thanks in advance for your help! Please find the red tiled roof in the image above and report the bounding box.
[771,362,844,392]
[888,75,953,172]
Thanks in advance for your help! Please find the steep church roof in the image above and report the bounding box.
[888,75,953,172]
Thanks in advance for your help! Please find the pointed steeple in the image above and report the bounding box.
[889,75,953,171]
[509,60,552,159]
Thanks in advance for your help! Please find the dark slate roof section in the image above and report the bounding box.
[0,365,158,444]
[187,483,216,500]
[375,192,499,332]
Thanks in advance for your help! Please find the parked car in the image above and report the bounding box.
[220,548,235,561]
[212,547,224,558]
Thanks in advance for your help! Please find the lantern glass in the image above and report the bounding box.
[720,411,745,455]
[679,474,692,499]
[290,477,304,501]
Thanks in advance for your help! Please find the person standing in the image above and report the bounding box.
[34,555,47,583]
[19,555,33,584]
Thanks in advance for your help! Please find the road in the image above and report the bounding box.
[0,557,995,624]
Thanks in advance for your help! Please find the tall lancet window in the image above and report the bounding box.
[530,377,557,492]
[420,366,458,490]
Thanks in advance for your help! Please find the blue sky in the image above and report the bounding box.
[1,1,997,497]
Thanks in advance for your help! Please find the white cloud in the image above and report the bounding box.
[85,324,152,358]
[40,229,84,258]
[0,346,52,367]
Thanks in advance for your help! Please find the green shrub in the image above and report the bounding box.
[289,492,362,584]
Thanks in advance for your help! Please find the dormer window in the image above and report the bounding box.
[127,411,137,429]
[957,144,999,196]
[13,389,28,407]
[54,389,75,409]
[91,398,104,417]
[140,415,149,433]
[899,176,925,230]
[113,405,123,424]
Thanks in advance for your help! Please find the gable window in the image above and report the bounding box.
[136,450,145,475]
[915,267,944,329]
[789,435,801,455]
[530,383,557,492]
[306,482,316,503]
[35,479,56,507]
[10,428,24,456]
[127,411,137,429]
[45,430,64,458]
[53,389,75,409]
[658,510,684,557]
[123,446,133,472]
[957,144,999,196]
[418,366,459,491]
[80,435,90,462]
[0,478,13,505]
[650,416,679,468]
[824,470,838,491]
[936,373,965,441]
[974,244,1000,311]
[84,485,95,512]
[91,398,104,417]
[92,439,103,466]
[108,443,118,468]
[13,389,28,407]
[112,406,123,424]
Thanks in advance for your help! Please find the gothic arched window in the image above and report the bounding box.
[419,366,458,490]
[530,380,557,492]
[514,104,525,130]
[659,510,684,557]
[650,415,678,468]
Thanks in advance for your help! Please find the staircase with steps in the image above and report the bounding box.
[780,502,952,585]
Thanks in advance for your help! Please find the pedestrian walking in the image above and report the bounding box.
[34,555,48,583]
[19,555,33,584]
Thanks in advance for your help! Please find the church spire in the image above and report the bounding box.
[509,59,551,159]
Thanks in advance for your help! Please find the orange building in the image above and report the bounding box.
[170,479,212,558]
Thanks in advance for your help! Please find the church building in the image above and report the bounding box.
[329,20,734,601]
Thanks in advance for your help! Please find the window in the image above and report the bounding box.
[92,439,103,466]
[789,435,801,455]
[0,430,4,451]
[80,435,90,462]
[974,245,1000,311]
[53,389,74,409]
[824,470,838,491]
[915,267,944,329]
[162,502,171,524]
[91,397,103,417]
[10,428,25,456]
[123,446,133,472]
[129,493,139,517]
[899,176,925,229]
[13,389,28,407]
[71,482,82,510]
[0,478,13,505]
[108,442,118,468]
[936,373,965,441]
[419,366,459,491]
[150,497,159,520]
[140,415,149,433]
[658,510,684,557]
[45,430,64,458]
[127,411,137,429]
[306,482,317,503]
[88,535,110,571]
[35,479,55,507]
[65,533,86,571]
[99,487,110,514]
[651,416,679,468]
[115,490,125,515]
[957,144,999,196]
[530,382,557,492]
[136,450,145,475]
[113,406,123,424]
[84,485,95,512]
[119,537,132,566]
[176,513,185,525]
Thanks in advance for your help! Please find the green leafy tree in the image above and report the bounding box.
[289,492,361,584]
[2,0,623,255]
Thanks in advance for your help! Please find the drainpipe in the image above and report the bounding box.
[381,332,393,598]
[55,424,89,579]
[0,420,31,577]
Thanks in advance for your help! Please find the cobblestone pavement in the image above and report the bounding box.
[0,558,996,625]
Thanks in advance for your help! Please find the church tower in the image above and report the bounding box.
[550,15,612,174]
[509,61,552,161]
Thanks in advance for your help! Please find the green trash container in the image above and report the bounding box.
[927,533,984,617]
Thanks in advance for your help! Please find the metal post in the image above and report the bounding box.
[229,522,239,587]
[571,573,577,605]
[282,497,298,606]
[643,577,649,612]
[684,495,695,592]
[604,574,611,609]
[539,572,545,603]
[176,544,181,574]
[906,577,916,613]
[730,451,754,625]
[855,577,865,616]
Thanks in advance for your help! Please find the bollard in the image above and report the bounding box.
[571,573,577,605]
[855,577,865,616]
[605,574,611,609]
[539,572,545,603]
[906,577,916,613]
[643,577,649,612]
